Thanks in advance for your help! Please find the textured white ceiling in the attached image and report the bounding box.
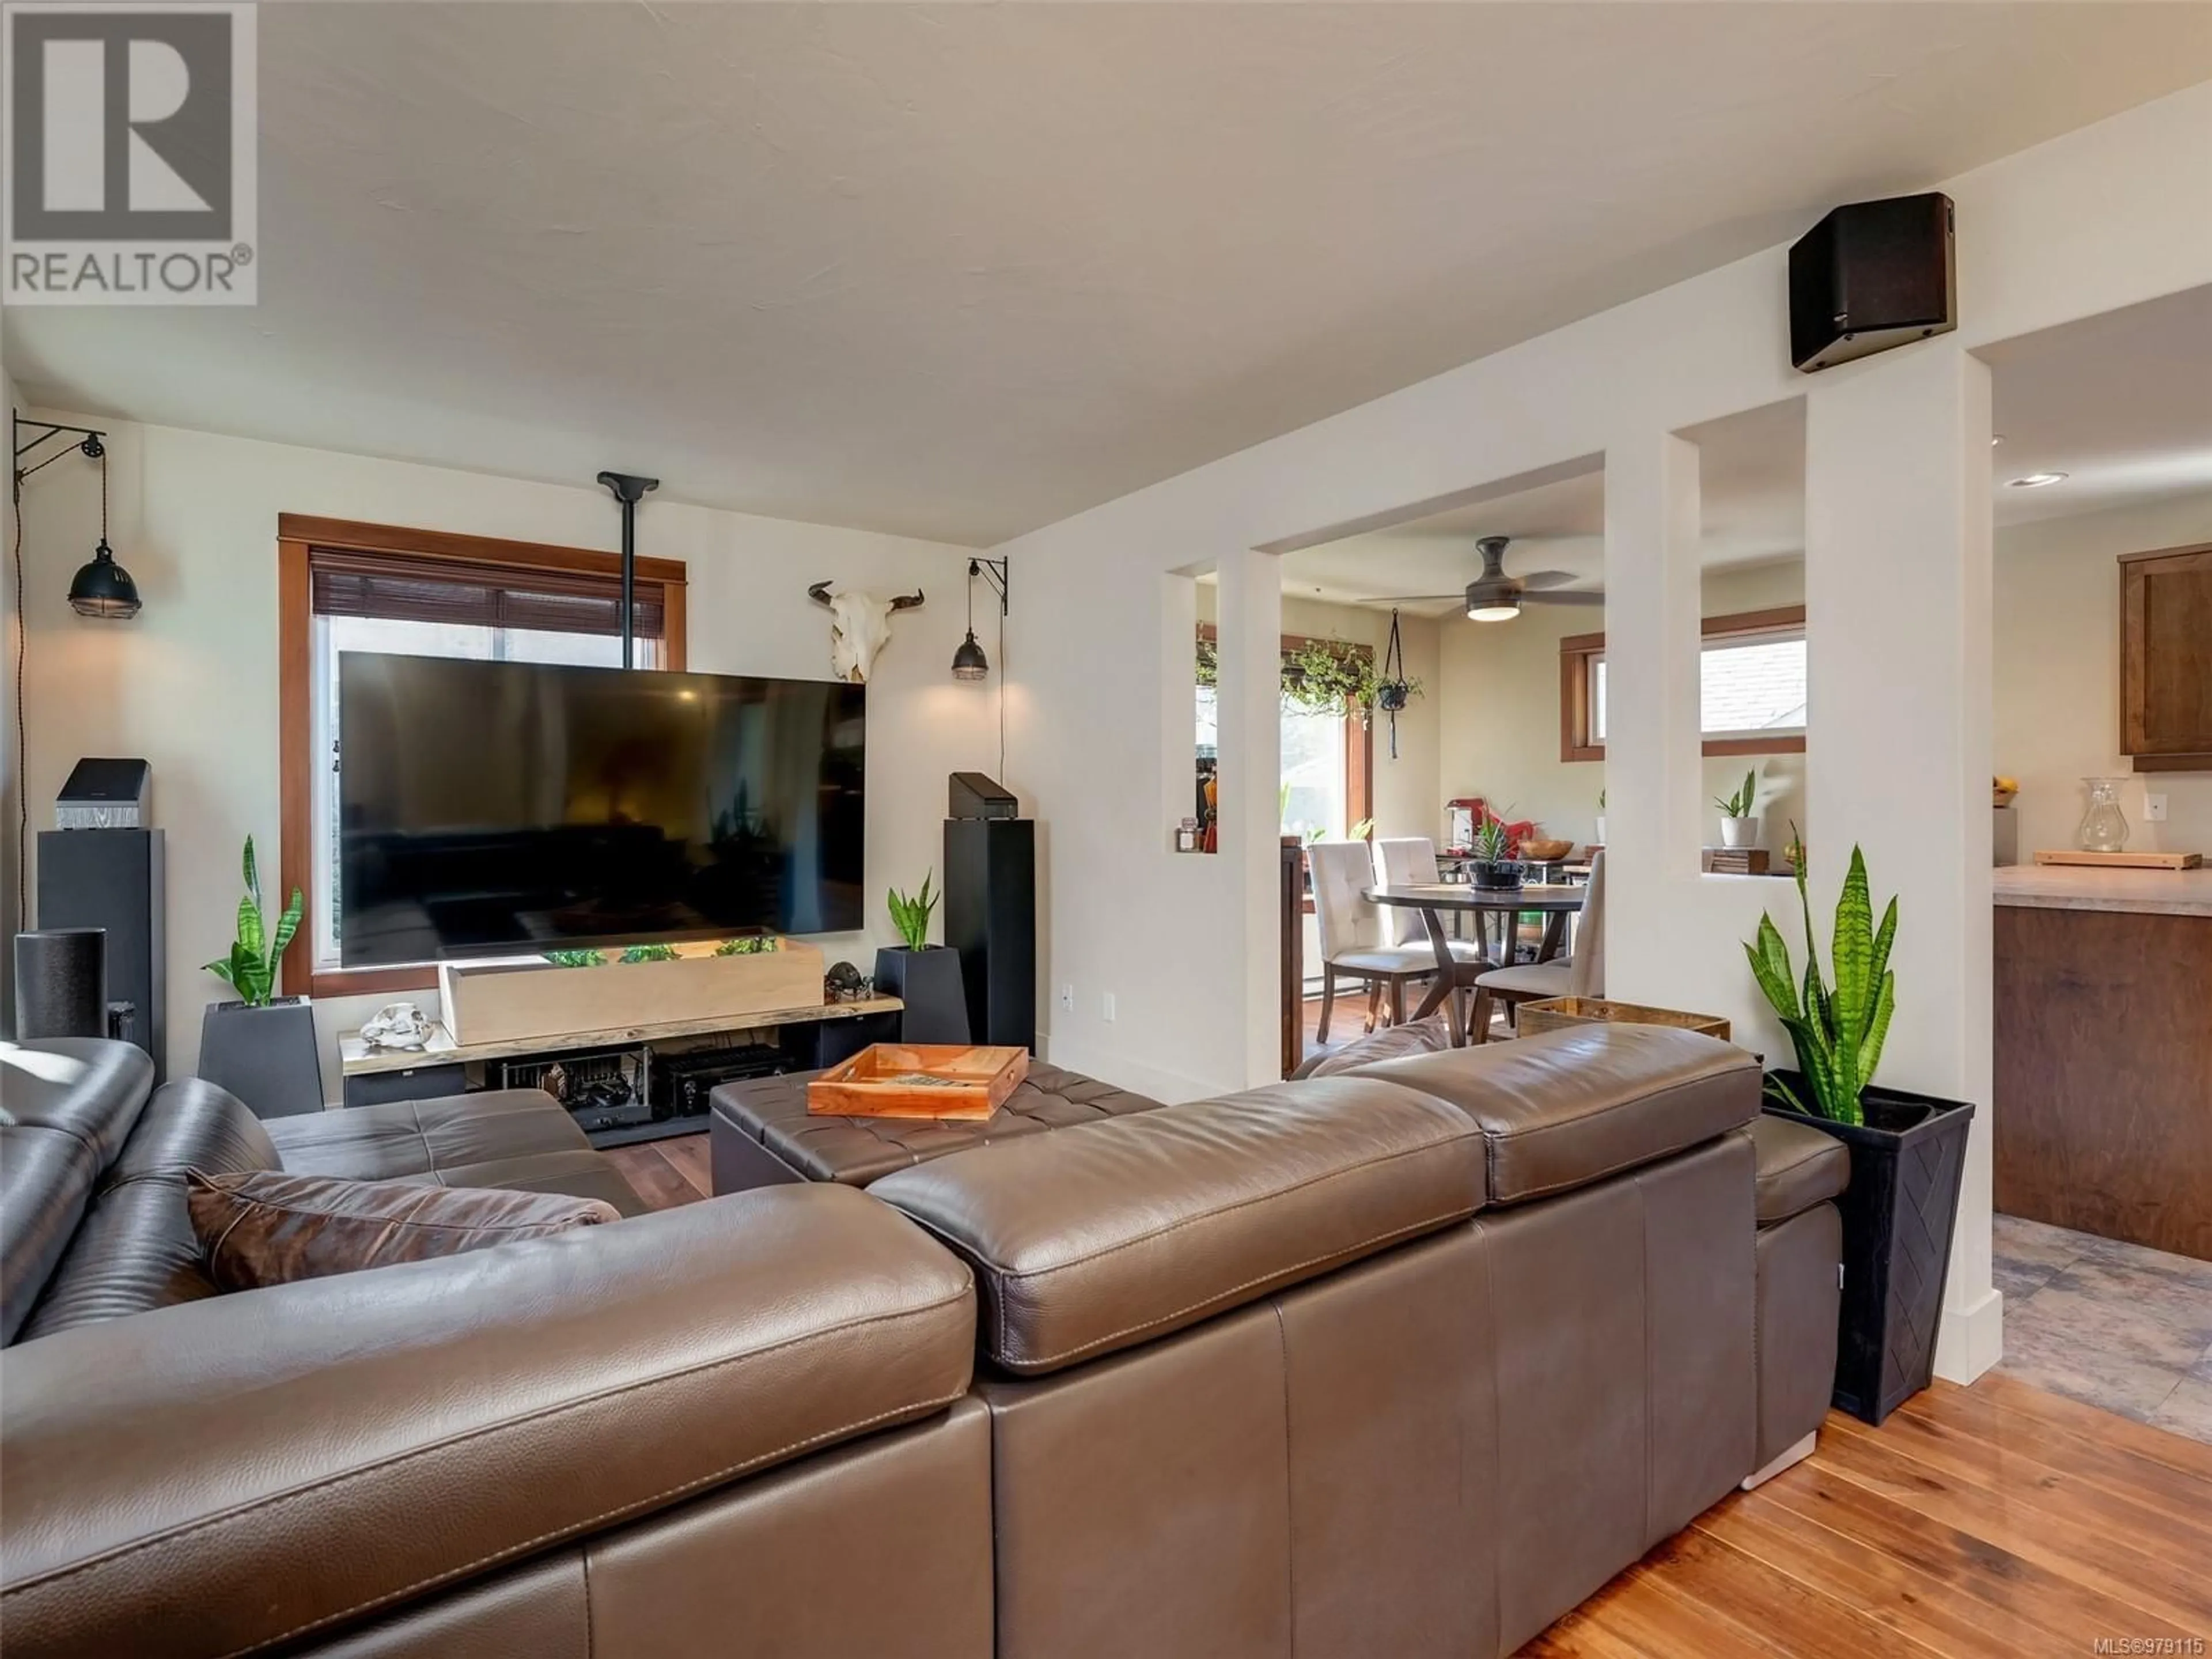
[7,3,2210,545]
[1283,283,2212,613]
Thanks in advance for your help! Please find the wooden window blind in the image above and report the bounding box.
[306,548,669,641]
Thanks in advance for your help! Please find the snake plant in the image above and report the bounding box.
[888,870,939,950]
[1743,844,1896,1126]
[204,836,303,1007]
[1714,770,1758,818]
[1471,813,1512,863]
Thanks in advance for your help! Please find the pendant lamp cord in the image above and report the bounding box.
[997,580,1007,782]
[12,469,25,925]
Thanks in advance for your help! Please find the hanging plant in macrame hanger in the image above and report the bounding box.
[1376,609,1414,759]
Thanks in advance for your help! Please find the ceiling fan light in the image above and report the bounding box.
[1468,600,1520,622]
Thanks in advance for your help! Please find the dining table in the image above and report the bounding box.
[1362,882,1588,1047]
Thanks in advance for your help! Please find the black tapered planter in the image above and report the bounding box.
[874,946,971,1044]
[199,998,324,1119]
[1765,1073,1976,1425]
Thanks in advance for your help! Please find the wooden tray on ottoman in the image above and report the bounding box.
[806,1044,1031,1121]
[1520,997,1731,1043]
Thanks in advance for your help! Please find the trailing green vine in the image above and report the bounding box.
[1195,633,1422,719]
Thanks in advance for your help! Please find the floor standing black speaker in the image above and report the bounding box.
[945,817,1035,1051]
[36,828,166,1081]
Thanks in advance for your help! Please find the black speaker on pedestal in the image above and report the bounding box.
[14,929,108,1040]
[946,793,1035,1052]
[36,828,165,1078]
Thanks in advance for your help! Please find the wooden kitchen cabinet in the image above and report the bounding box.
[2121,543,2212,771]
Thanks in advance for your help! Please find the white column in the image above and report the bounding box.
[1602,430,1703,995]
[1806,342,1999,1383]
[1215,547,1285,1086]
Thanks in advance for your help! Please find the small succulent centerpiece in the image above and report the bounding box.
[873,870,969,1043]
[1744,844,1976,1425]
[198,836,322,1119]
[1466,812,1522,891]
[1714,769,1760,849]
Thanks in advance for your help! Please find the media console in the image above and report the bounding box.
[336,995,904,1147]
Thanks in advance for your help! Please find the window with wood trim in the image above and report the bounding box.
[1194,626,1373,849]
[278,516,688,998]
[1560,606,1808,763]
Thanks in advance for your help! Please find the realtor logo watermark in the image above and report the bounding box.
[3,2,256,303]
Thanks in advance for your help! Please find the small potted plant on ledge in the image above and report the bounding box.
[873,870,971,1044]
[198,836,323,1119]
[1466,811,1522,891]
[1715,769,1760,849]
[1744,845,1976,1425]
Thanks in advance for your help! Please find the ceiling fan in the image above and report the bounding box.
[1363,535,1603,621]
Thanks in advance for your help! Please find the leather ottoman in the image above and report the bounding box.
[710,1062,1164,1194]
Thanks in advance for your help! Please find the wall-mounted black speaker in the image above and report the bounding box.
[1789,192,1956,373]
[36,829,165,1079]
[945,817,1035,1051]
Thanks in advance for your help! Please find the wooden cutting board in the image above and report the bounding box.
[2033,850,2202,870]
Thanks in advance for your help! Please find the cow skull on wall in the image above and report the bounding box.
[808,581,925,683]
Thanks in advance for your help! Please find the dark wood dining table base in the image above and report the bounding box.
[1402,899,1573,1045]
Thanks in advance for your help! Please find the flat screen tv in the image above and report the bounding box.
[338,656,865,965]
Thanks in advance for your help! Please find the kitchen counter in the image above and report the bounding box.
[1993,863,2212,917]
[1994,877,2212,1262]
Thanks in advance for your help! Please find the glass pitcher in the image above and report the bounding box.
[2077,778,2130,854]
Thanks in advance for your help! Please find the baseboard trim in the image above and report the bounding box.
[1035,1033,1226,1105]
[1934,1283,2005,1384]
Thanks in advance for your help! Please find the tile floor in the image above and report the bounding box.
[1991,1211,2212,1442]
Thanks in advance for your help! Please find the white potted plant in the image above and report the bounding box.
[1714,770,1760,849]
[198,836,322,1118]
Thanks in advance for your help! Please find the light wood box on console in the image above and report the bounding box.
[438,940,827,1048]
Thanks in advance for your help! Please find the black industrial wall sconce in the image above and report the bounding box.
[952,556,1009,681]
[13,414,139,618]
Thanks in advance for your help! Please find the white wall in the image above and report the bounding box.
[1995,491,2212,857]
[999,82,2212,1387]
[13,416,989,1097]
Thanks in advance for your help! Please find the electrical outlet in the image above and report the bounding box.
[1102,992,1117,1022]
[1058,983,1075,1013]
[2145,793,2169,823]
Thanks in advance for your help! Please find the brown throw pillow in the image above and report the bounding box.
[1297,1015,1458,1080]
[186,1168,622,1292]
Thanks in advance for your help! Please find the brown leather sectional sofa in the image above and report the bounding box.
[0,1024,1846,1659]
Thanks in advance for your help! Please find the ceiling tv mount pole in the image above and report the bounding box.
[596,470,660,668]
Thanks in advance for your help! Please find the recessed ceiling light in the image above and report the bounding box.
[1990,434,2005,446]
[2008,471,2069,489]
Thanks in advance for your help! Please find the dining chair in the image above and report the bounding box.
[1469,849,1605,1042]
[1373,838,1495,965]
[1307,840,1438,1041]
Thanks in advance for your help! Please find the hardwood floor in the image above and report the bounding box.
[604,1122,2212,1656]
[603,1134,711,1208]
[1522,1373,2212,1657]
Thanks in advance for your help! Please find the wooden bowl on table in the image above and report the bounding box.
[1520,837,1575,861]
